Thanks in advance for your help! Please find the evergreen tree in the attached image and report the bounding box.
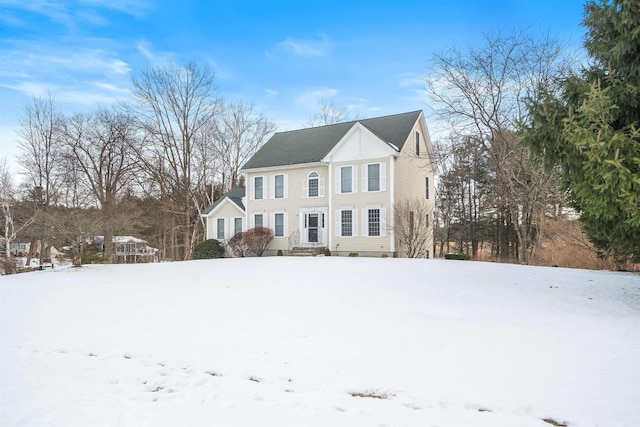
[525,0,640,262]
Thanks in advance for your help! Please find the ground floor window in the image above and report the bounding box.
[368,209,380,236]
[254,213,263,227]
[275,213,284,237]
[217,218,225,240]
[341,210,353,237]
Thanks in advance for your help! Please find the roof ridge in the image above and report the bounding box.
[273,110,422,135]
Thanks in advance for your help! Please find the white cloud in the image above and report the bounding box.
[264,89,279,97]
[278,35,330,58]
[295,88,339,110]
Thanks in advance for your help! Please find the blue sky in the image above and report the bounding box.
[0,0,587,170]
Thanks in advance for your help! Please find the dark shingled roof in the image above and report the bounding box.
[202,186,245,215]
[242,110,422,170]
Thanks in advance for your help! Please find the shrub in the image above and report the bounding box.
[324,248,331,256]
[0,257,19,275]
[227,232,249,257]
[277,249,283,256]
[444,253,471,260]
[349,252,359,257]
[244,227,274,257]
[193,239,225,259]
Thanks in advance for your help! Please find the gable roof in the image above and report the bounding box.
[202,186,246,215]
[242,110,422,170]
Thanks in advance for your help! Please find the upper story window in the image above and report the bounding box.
[415,131,420,156]
[254,176,264,200]
[363,163,386,192]
[274,174,285,198]
[341,166,352,193]
[308,172,319,197]
[368,164,380,192]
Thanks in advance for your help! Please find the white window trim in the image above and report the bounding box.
[216,217,226,240]
[271,211,288,238]
[233,217,244,236]
[303,171,325,198]
[362,162,386,192]
[271,173,288,199]
[361,206,386,237]
[336,165,358,194]
[252,175,267,200]
[335,207,358,237]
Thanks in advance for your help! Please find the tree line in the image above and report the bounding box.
[429,0,638,266]
[2,62,275,263]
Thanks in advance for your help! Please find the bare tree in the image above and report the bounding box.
[213,100,275,191]
[426,30,566,263]
[305,99,357,127]
[393,199,433,258]
[16,95,65,264]
[1,159,36,257]
[127,61,219,260]
[59,106,138,261]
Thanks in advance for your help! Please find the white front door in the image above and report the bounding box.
[300,208,327,246]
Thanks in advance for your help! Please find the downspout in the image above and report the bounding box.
[389,154,395,254]
[327,162,332,251]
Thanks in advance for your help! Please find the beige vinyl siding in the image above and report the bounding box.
[245,165,329,251]
[205,201,245,241]
[394,119,435,257]
[331,157,393,255]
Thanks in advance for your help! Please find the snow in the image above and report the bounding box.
[1,257,639,427]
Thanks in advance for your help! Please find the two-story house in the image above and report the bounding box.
[202,110,435,257]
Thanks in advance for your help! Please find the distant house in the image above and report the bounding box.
[9,238,31,257]
[90,236,159,263]
[202,110,435,257]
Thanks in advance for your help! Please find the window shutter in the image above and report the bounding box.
[250,177,255,200]
[302,179,308,198]
[362,208,368,236]
[270,212,275,235]
[353,165,359,193]
[335,210,341,237]
[335,168,341,194]
[270,175,275,199]
[362,166,368,192]
[319,178,325,197]
[284,174,289,199]
[380,163,387,192]
[380,208,387,237]
[283,213,289,236]
[352,209,359,237]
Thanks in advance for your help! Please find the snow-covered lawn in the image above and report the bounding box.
[1,257,638,426]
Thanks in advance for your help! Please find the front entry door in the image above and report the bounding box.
[301,210,325,246]
[307,213,319,243]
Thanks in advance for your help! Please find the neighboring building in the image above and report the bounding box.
[8,238,32,257]
[202,110,435,257]
[91,236,159,263]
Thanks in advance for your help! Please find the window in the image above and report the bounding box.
[368,209,380,236]
[254,176,264,200]
[425,177,430,199]
[415,131,420,156]
[234,218,243,235]
[274,174,284,198]
[308,172,319,197]
[368,164,380,191]
[341,166,352,193]
[274,213,284,237]
[341,210,353,237]
[254,213,263,228]
[217,218,225,240]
